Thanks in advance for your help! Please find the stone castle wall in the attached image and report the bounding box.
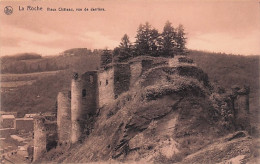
[45,122,58,151]
[71,77,82,143]
[33,117,46,161]
[57,91,71,144]
[129,61,142,87]
[235,94,249,112]
[114,63,131,99]
[33,116,58,161]
[98,67,115,107]
[81,71,99,136]
[81,71,99,115]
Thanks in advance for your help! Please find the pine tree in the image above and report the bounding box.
[23,63,28,73]
[160,21,176,57]
[37,64,42,72]
[134,22,159,56]
[175,24,187,55]
[114,34,133,62]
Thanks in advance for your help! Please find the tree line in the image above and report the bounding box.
[113,21,187,62]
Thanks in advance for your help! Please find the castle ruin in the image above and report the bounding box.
[33,53,250,160]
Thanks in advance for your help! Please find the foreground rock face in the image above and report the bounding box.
[39,57,256,163]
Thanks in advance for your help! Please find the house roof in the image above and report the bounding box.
[1,115,15,119]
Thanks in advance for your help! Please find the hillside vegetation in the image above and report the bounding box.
[1,50,258,120]
[0,48,101,74]
[0,49,101,117]
[39,54,259,163]
[188,50,259,127]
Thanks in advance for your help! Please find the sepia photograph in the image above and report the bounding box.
[0,0,259,163]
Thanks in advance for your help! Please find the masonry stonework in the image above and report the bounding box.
[33,117,46,161]
[129,61,142,87]
[98,67,115,107]
[114,63,131,98]
[71,76,83,143]
[81,71,99,115]
[57,91,71,144]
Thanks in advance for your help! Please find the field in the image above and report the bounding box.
[0,50,100,117]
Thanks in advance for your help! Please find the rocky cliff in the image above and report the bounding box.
[38,57,258,163]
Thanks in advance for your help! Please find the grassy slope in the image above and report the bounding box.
[1,53,100,117]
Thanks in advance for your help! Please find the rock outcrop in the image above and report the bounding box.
[38,56,254,163]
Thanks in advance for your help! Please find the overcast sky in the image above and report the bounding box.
[0,0,259,56]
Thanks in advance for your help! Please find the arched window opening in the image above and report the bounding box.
[106,79,108,85]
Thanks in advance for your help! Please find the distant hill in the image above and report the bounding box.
[0,48,102,117]
[1,53,42,61]
[62,48,92,56]
[1,50,259,122]
[1,48,102,74]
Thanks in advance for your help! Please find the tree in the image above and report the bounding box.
[23,63,28,73]
[119,34,131,50]
[37,64,42,72]
[134,22,160,57]
[159,21,176,57]
[175,24,187,55]
[113,34,133,62]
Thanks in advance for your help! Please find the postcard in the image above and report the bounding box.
[0,0,259,163]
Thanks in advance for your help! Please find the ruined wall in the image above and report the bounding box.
[168,55,196,67]
[81,71,99,136]
[130,61,142,87]
[81,71,99,115]
[114,63,131,98]
[98,67,115,107]
[57,91,71,144]
[231,86,250,130]
[71,76,82,143]
[45,122,58,151]
[232,86,250,115]
[235,95,249,113]
[14,118,34,132]
[33,117,46,161]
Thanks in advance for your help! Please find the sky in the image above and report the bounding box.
[0,0,260,56]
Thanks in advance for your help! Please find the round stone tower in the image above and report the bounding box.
[57,91,71,144]
[33,117,46,161]
[71,73,82,143]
